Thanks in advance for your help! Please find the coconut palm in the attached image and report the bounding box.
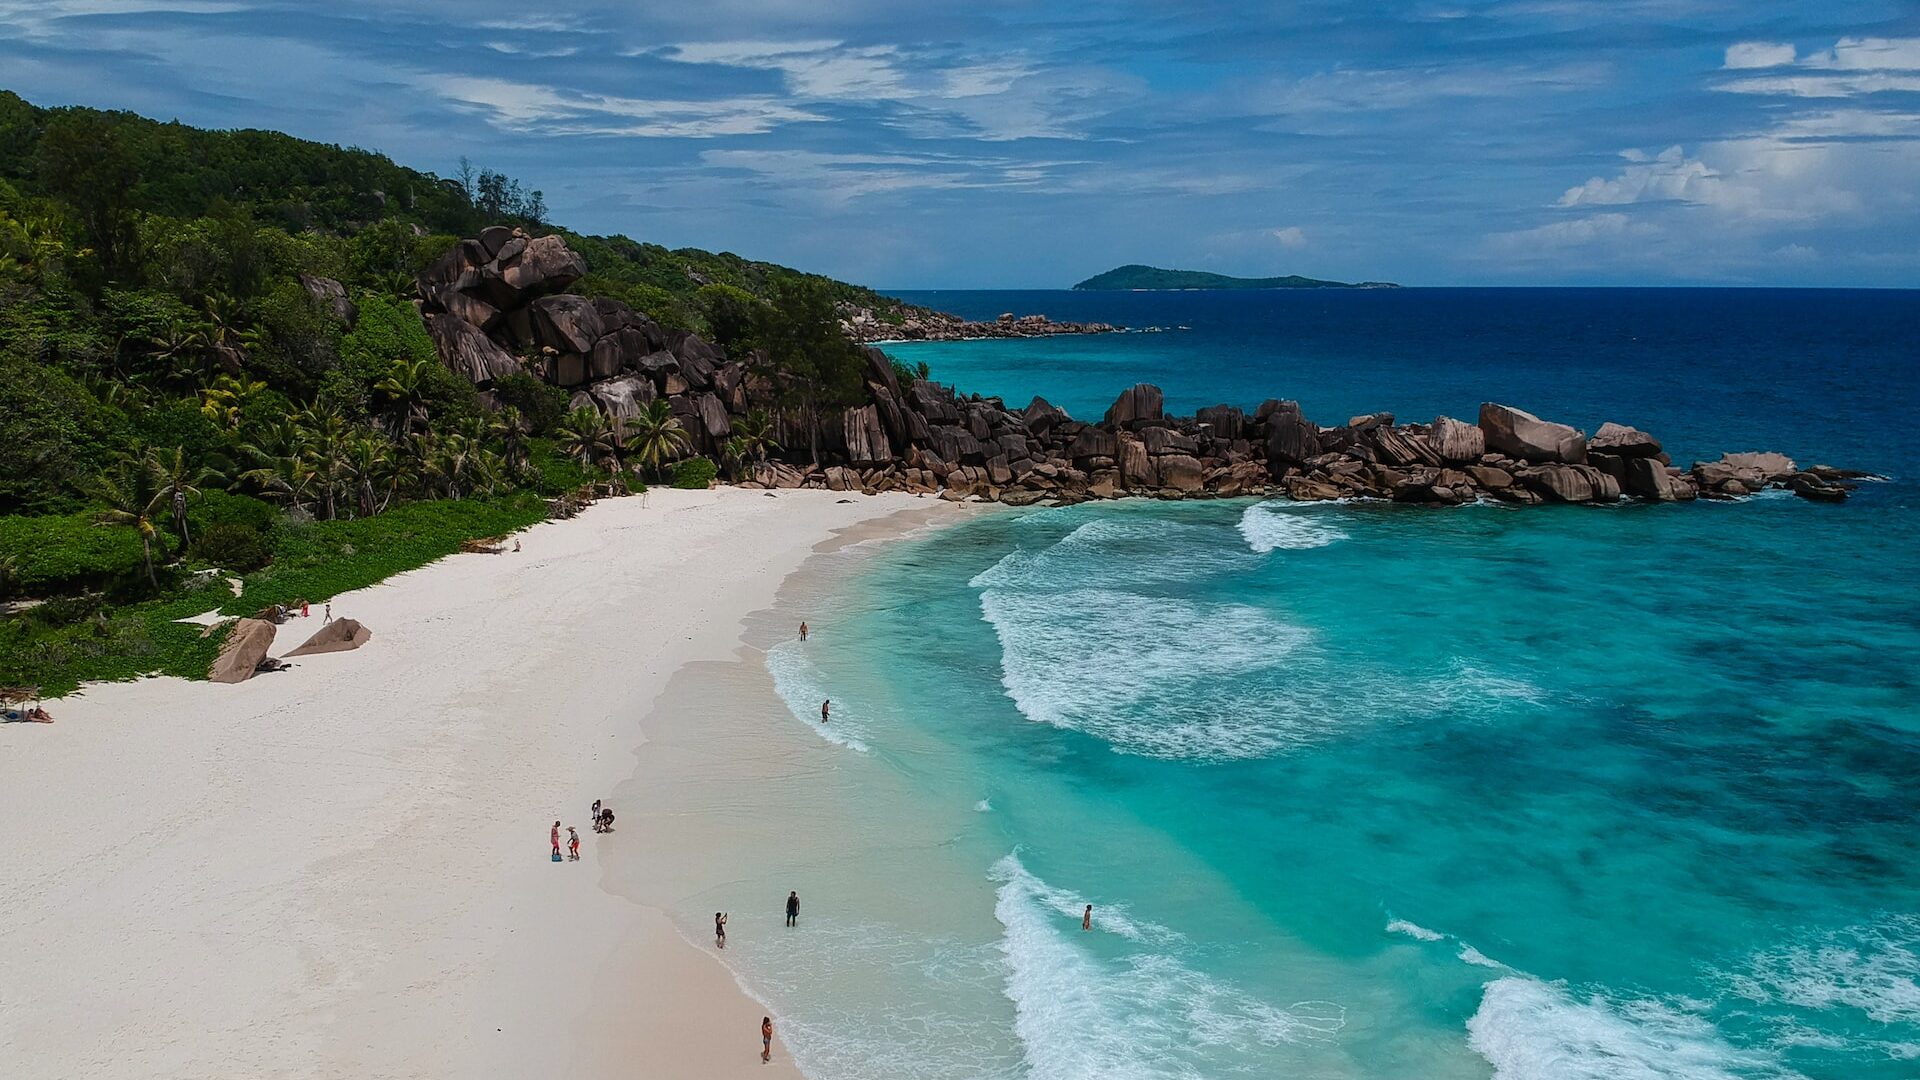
[198,373,267,431]
[144,318,214,389]
[296,407,353,520]
[95,451,169,590]
[556,406,616,477]
[625,398,690,480]
[374,356,435,433]
[147,446,215,548]
[731,408,780,463]
[237,418,315,511]
[345,436,392,518]
[488,405,530,476]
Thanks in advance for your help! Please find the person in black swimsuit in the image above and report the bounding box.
[786,891,800,927]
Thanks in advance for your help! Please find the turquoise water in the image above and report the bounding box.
[748,291,1920,1079]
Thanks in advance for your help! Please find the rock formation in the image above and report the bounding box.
[414,229,1865,508]
[842,306,1118,343]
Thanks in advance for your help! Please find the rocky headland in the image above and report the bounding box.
[843,305,1118,343]
[408,229,1869,508]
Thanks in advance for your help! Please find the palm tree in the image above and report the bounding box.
[198,373,267,431]
[625,398,690,480]
[556,406,616,478]
[434,431,480,500]
[345,436,391,518]
[144,318,213,389]
[237,418,315,512]
[147,446,215,548]
[296,407,353,520]
[488,406,530,476]
[722,408,779,479]
[375,356,434,433]
[95,451,169,590]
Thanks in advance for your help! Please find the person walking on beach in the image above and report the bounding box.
[786,891,800,927]
[323,602,331,623]
[820,699,831,723]
[591,799,601,830]
[715,912,728,948]
[762,1016,774,1063]
[550,821,562,860]
[567,826,581,861]
[1083,904,1093,931]
[799,621,809,641]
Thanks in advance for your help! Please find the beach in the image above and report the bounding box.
[0,487,970,1080]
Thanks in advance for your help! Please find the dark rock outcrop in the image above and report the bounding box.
[412,228,1848,510]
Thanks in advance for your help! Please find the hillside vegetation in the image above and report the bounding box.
[0,89,911,693]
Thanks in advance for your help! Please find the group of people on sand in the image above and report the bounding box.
[547,801,615,863]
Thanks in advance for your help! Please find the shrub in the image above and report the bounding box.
[191,521,273,572]
[495,373,569,435]
[671,456,717,490]
[0,509,147,596]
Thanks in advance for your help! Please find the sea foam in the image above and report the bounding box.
[1237,501,1351,553]
[1468,976,1796,1080]
[970,519,1542,760]
[1725,915,1920,1028]
[991,854,1343,1080]
[764,638,871,753]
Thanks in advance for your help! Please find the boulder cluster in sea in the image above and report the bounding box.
[843,306,1117,343]
[405,228,1868,507]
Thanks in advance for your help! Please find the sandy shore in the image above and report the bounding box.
[0,487,970,1080]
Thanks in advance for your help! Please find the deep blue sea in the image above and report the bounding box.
[758,290,1920,1079]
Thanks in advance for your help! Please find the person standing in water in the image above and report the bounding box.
[786,891,800,927]
[550,821,561,860]
[799,621,809,641]
[820,699,830,723]
[715,912,728,948]
[1083,904,1092,931]
[761,1016,774,1062]
[567,826,581,861]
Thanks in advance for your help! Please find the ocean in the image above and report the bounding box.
[684,289,1919,1080]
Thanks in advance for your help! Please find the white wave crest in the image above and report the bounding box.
[764,638,870,753]
[1386,918,1445,942]
[1469,976,1799,1080]
[1726,915,1920,1026]
[1237,502,1351,553]
[991,854,1344,1080]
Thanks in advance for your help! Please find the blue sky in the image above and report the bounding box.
[2,1,1917,288]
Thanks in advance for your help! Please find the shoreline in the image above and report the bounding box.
[0,488,979,1080]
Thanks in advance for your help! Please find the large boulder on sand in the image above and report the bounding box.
[210,618,278,683]
[1479,403,1587,464]
[285,618,371,657]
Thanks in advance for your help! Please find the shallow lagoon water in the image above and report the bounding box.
[728,290,1920,1078]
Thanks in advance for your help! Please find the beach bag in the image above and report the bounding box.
[552,850,562,862]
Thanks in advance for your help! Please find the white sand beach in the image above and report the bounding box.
[0,487,966,1080]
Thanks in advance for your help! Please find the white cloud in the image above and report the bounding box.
[662,40,907,99]
[1490,212,1656,253]
[1724,42,1795,69]
[1806,37,1920,71]
[1270,226,1307,247]
[1719,73,1920,98]
[422,75,822,138]
[1558,146,1719,207]
[1719,36,1920,97]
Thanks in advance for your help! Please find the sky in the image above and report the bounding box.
[1,1,1918,288]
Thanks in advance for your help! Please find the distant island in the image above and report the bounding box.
[1073,264,1399,291]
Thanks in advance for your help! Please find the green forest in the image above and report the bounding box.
[0,90,910,694]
